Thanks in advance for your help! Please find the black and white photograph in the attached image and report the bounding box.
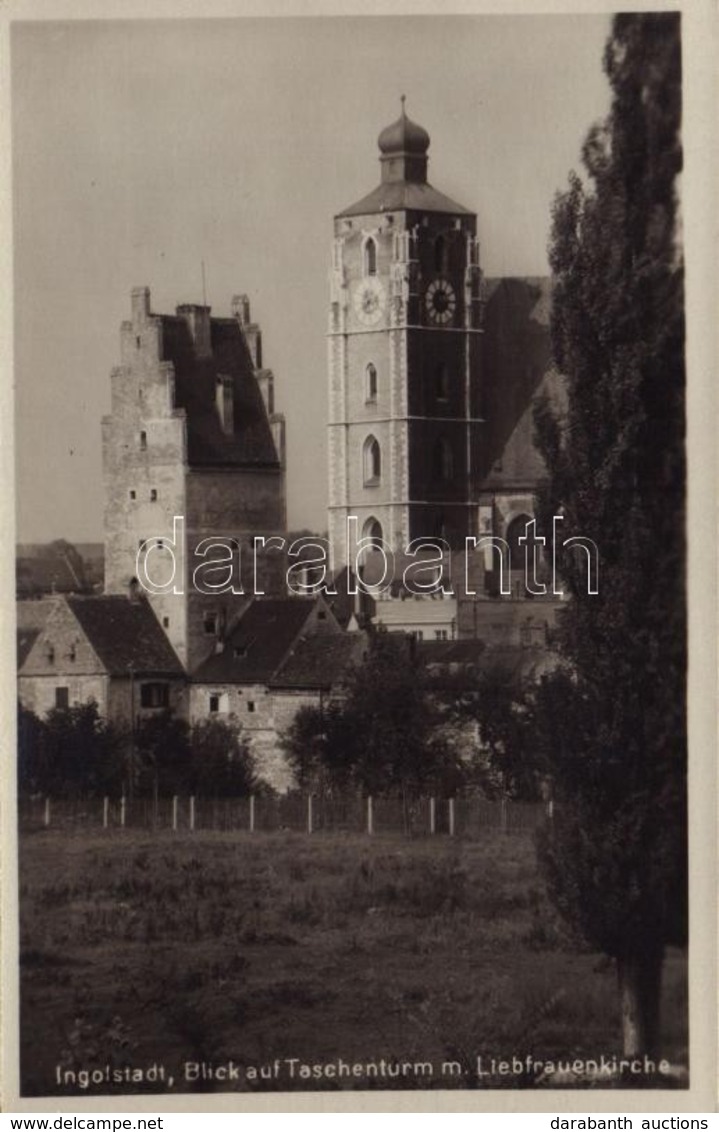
[4,1,715,1111]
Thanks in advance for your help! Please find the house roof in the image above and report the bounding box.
[191,598,319,685]
[66,596,184,676]
[159,315,279,469]
[270,632,367,690]
[16,556,82,597]
[17,628,40,669]
[16,599,56,632]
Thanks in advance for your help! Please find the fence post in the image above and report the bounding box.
[307,793,313,835]
[249,794,255,833]
[120,795,126,829]
[367,795,374,836]
[172,795,178,831]
[500,796,508,833]
[103,797,109,829]
[448,797,455,837]
[189,795,196,832]
[429,796,436,835]
[43,797,51,828]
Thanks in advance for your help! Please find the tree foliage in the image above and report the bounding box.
[534,13,685,1056]
[281,630,466,797]
[17,703,257,799]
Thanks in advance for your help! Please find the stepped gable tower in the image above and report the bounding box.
[103,287,286,670]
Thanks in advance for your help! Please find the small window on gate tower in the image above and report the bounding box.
[140,431,147,450]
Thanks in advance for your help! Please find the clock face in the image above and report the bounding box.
[425,278,457,325]
[353,278,386,326]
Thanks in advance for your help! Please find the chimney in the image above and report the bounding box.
[232,294,262,367]
[232,294,251,324]
[131,286,151,327]
[176,303,212,359]
[215,375,234,435]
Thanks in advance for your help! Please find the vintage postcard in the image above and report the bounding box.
[2,0,716,1113]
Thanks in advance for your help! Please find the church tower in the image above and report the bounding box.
[327,101,483,568]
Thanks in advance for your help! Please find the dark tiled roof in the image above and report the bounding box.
[270,633,367,690]
[337,180,470,218]
[16,557,81,596]
[159,315,279,469]
[420,640,556,682]
[17,629,40,669]
[66,597,184,676]
[191,598,317,685]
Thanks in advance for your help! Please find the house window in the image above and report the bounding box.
[140,431,147,450]
[68,644,76,662]
[140,682,170,709]
[364,237,377,276]
[365,363,378,402]
[203,612,218,635]
[55,687,69,709]
[136,335,141,349]
[247,701,256,713]
[150,489,157,501]
[45,643,55,664]
[434,630,448,641]
[209,691,229,713]
[363,435,381,485]
[129,490,136,500]
[162,616,170,629]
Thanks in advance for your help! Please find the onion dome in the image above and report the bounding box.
[378,97,430,158]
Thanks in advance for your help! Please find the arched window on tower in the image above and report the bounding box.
[433,437,454,482]
[434,234,446,273]
[435,362,449,401]
[364,237,377,277]
[362,516,383,549]
[363,435,381,486]
[365,363,378,403]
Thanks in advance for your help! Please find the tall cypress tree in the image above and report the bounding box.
[534,13,686,1059]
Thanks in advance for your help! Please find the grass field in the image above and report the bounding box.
[18,828,688,1096]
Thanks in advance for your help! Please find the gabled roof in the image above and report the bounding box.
[270,633,367,690]
[191,598,320,685]
[159,315,279,469]
[337,180,471,219]
[16,599,56,632]
[17,629,40,669]
[66,597,184,676]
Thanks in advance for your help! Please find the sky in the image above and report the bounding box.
[12,13,613,543]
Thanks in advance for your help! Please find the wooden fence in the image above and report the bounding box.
[18,793,552,838]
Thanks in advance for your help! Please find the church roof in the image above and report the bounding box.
[159,314,280,469]
[337,180,471,219]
